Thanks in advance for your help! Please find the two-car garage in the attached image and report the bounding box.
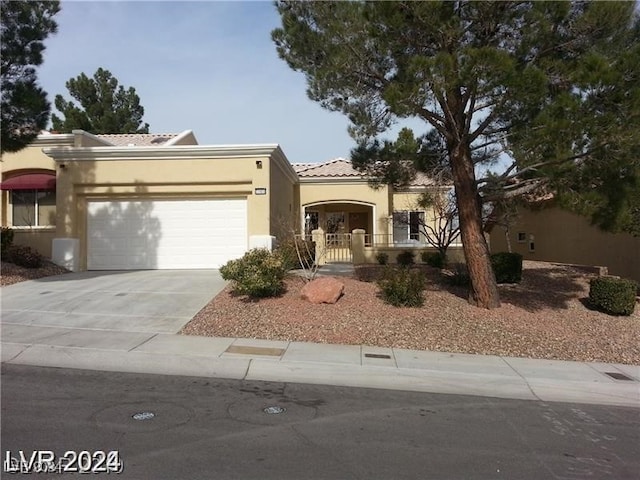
[40,141,296,273]
[86,198,247,270]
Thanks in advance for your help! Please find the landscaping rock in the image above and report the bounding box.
[301,277,345,304]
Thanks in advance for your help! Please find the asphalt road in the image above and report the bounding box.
[2,364,639,480]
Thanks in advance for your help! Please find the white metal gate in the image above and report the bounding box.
[325,233,352,263]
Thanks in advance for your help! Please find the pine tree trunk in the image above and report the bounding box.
[449,142,501,309]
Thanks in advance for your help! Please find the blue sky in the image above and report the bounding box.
[38,1,362,163]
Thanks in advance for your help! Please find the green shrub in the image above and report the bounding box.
[220,249,286,298]
[422,251,445,269]
[448,262,470,287]
[375,252,389,265]
[396,250,415,267]
[6,245,43,268]
[589,277,637,316]
[377,267,425,307]
[275,239,315,271]
[490,252,523,284]
[1,227,14,255]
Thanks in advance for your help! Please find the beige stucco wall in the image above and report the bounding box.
[11,229,56,258]
[269,153,298,241]
[1,136,70,255]
[360,245,466,265]
[391,190,441,240]
[51,153,273,270]
[392,191,425,211]
[489,207,640,282]
[1,144,58,173]
[299,181,391,235]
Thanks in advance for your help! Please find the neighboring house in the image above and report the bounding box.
[487,202,640,283]
[1,130,455,271]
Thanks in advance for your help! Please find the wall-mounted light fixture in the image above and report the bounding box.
[254,187,267,195]
[256,160,263,169]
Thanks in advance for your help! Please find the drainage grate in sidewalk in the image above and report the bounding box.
[603,371,636,381]
[364,353,392,359]
[225,345,285,357]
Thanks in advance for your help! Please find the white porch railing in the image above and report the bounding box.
[324,233,352,263]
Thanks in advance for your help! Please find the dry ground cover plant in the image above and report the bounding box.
[1,261,69,286]
[183,261,640,365]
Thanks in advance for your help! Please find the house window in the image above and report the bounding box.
[517,232,527,243]
[393,211,424,243]
[326,212,345,234]
[529,234,535,252]
[11,189,56,227]
[304,211,319,234]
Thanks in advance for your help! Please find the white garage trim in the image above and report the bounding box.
[87,198,247,270]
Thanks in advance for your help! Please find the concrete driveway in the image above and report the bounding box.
[1,270,227,335]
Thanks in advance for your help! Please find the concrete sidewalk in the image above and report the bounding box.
[1,323,638,408]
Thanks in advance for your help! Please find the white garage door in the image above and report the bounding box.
[87,199,247,270]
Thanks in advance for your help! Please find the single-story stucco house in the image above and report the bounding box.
[487,201,640,283]
[1,130,453,271]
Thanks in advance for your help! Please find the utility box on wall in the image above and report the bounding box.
[52,238,79,272]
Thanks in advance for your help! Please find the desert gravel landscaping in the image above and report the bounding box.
[183,261,640,365]
[2,258,637,365]
[1,261,69,286]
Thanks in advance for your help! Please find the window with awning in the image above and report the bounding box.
[0,173,56,191]
[1,173,56,227]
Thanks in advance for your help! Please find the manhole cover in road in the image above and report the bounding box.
[132,412,155,421]
[263,405,286,415]
[93,402,192,433]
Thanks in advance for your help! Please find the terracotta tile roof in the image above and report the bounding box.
[295,158,367,178]
[294,157,436,186]
[96,133,179,146]
[409,171,436,187]
[291,163,317,173]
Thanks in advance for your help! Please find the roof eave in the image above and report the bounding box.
[43,144,283,161]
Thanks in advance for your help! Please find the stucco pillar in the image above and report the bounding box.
[311,228,326,266]
[351,229,365,264]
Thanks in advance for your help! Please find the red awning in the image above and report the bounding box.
[0,173,56,191]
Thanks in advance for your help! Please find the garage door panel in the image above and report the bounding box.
[87,199,247,270]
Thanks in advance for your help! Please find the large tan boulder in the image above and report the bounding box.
[301,277,345,304]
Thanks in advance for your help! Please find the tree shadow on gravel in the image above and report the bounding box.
[496,266,588,312]
[356,263,591,312]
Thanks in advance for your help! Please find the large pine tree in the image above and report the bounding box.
[272,1,640,308]
[1,0,60,153]
[52,68,149,134]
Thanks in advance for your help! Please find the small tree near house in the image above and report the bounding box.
[272,215,322,282]
[416,189,460,260]
[487,199,521,254]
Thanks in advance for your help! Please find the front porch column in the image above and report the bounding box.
[351,229,365,264]
[311,228,326,266]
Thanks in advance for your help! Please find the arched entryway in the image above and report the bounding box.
[302,201,375,263]
[302,201,375,236]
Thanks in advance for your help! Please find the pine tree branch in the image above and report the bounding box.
[418,107,448,137]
